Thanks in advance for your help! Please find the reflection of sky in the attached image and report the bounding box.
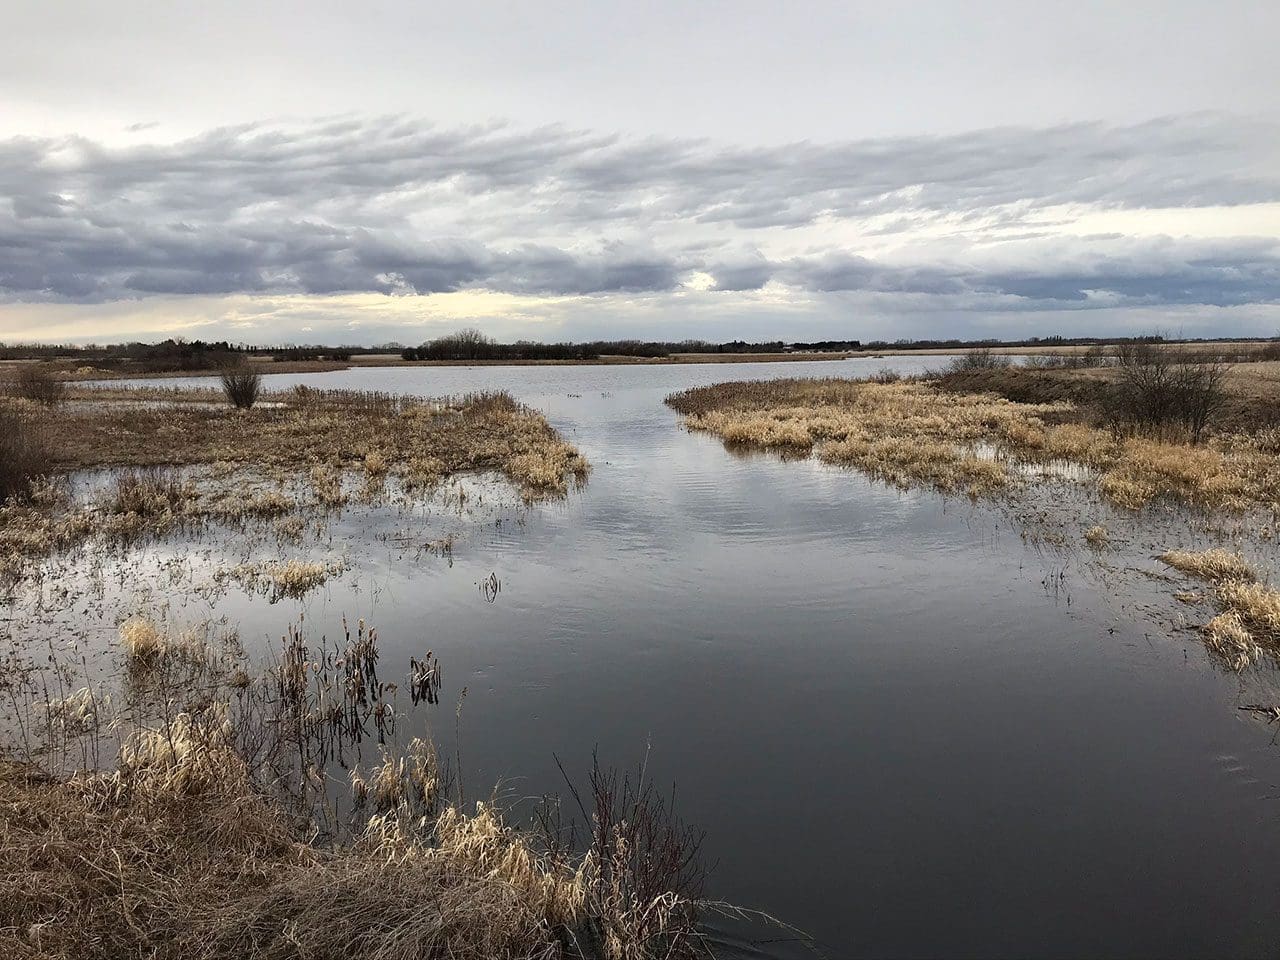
[45,359,1280,956]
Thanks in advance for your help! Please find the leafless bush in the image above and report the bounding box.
[868,367,901,383]
[0,410,52,503]
[1024,353,1067,369]
[7,363,65,405]
[1113,337,1229,443]
[1078,345,1109,367]
[220,367,263,408]
[946,347,1010,373]
[548,751,709,959]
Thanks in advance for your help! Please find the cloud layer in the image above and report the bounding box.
[2,112,1279,339]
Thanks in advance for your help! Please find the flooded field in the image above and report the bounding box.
[9,355,1280,957]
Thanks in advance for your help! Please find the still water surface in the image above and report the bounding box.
[112,358,1280,957]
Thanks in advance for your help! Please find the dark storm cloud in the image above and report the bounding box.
[1,113,1278,306]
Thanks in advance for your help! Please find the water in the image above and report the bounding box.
[78,357,1280,956]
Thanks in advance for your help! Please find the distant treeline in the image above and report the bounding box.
[0,338,244,372]
[5,331,1279,372]
[399,331,858,361]
[0,339,373,372]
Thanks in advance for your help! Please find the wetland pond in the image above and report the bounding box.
[35,356,1280,957]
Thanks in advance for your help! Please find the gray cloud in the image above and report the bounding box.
[769,239,1280,308]
[1,113,1278,311]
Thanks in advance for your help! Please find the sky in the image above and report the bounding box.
[2,0,1279,346]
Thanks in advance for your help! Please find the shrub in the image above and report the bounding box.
[0,410,51,503]
[1113,338,1228,443]
[220,368,262,409]
[868,367,902,384]
[946,347,1010,373]
[8,363,65,405]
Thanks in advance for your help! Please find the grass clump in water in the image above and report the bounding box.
[1158,547,1280,669]
[1084,525,1109,547]
[1158,549,1257,583]
[216,559,344,601]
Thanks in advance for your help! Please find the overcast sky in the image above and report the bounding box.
[3,0,1279,345]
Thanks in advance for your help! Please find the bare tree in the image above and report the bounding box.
[1113,334,1229,443]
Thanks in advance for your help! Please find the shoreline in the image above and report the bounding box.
[35,351,872,381]
[8,337,1277,381]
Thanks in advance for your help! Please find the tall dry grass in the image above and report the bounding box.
[0,409,51,504]
[1159,549,1257,583]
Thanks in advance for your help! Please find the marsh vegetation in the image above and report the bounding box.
[0,383,588,582]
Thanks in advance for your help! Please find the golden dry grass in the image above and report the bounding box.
[216,559,344,601]
[1084,525,1110,546]
[1215,579,1280,649]
[1203,611,1261,670]
[1158,548,1280,669]
[674,379,1070,497]
[2,609,706,960]
[668,378,1280,511]
[1158,549,1257,583]
[25,387,588,498]
[119,615,167,662]
[0,708,701,960]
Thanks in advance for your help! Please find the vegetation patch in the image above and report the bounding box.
[1159,548,1257,583]
[667,375,1280,511]
[1158,548,1280,670]
[0,387,588,583]
[216,559,345,601]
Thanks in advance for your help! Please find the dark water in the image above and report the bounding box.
[96,358,1280,958]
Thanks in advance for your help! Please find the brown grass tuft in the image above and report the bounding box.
[1159,549,1257,583]
[1084,525,1110,547]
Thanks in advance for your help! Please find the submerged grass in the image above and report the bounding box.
[215,558,345,601]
